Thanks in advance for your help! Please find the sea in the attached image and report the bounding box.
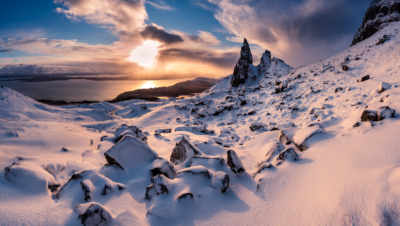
[0,78,187,102]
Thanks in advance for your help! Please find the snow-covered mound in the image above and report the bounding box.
[2,7,400,226]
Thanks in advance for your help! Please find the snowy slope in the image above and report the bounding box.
[1,20,400,226]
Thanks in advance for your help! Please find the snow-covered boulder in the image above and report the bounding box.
[145,174,171,201]
[104,136,158,170]
[265,140,286,162]
[175,125,215,134]
[4,161,57,194]
[150,158,176,179]
[114,125,147,144]
[176,166,211,179]
[55,169,124,202]
[211,171,230,193]
[278,128,299,145]
[276,147,299,165]
[357,75,370,83]
[227,150,245,174]
[74,202,112,226]
[378,82,391,93]
[170,136,203,166]
[250,122,268,131]
[191,155,226,172]
[361,110,378,122]
[377,106,396,120]
[292,124,325,151]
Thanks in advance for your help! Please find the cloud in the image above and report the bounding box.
[208,0,370,66]
[140,24,184,45]
[0,49,12,53]
[145,0,174,10]
[0,64,103,75]
[189,31,221,46]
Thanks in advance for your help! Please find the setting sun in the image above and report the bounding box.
[129,40,160,68]
[140,81,156,89]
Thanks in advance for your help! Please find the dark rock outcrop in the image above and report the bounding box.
[377,106,395,120]
[150,158,176,179]
[145,174,171,201]
[227,150,245,174]
[211,171,229,193]
[170,136,203,166]
[276,147,298,165]
[230,39,253,87]
[357,75,370,83]
[74,202,112,226]
[352,0,400,46]
[361,110,379,121]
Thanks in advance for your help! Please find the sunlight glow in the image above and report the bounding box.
[141,81,156,89]
[129,40,160,67]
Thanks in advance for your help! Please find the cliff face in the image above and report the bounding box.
[352,0,400,46]
[230,39,253,87]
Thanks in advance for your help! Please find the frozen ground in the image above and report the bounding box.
[1,21,400,226]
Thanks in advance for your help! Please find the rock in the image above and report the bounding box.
[150,158,176,179]
[227,150,245,174]
[264,140,285,162]
[74,202,112,226]
[154,129,171,136]
[278,128,298,145]
[211,171,229,193]
[351,0,400,46]
[292,124,325,151]
[376,34,390,45]
[55,170,124,201]
[377,106,395,120]
[335,87,343,93]
[175,125,215,134]
[104,136,158,170]
[227,118,237,125]
[114,125,147,144]
[230,39,253,87]
[176,166,211,179]
[177,193,194,200]
[253,163,274,179]
[357,75,370,83]
[257,50,272,75]
[378,82,390,93]
[170,136,203,166]
[250,122,267,131]
[191,155,226,171]
[4,162,56,194]
[342,65,349,71]
[353,122,361,127]
[361,110,378,122]
[145,174,171,201]
[276,147,298,165]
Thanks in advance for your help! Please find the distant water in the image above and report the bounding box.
[0,78,187,102]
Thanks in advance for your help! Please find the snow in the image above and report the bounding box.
[2,20,400,226]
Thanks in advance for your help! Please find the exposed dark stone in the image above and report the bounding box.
[177,193,194,200]
[170,136,202,166]
[276,147,298,165]
[250,122,267,131]
[361,110,378,122]
[335,87,343,93]
[377,106,395,120]
[74,203,112,226]
[227,150,245,174]
[376,34,390,45]
[342,65,349,71]
[353,122,361,127]
[230,39,253,87]
[48,184,60,192]
[80,181,91,201]
[176,166,211,178]
[253,163,274,179]
[357,75,370,83]
[101,185,112,196]
[154,129,171,136]
[211,171,230,193]
[150,158,176,179]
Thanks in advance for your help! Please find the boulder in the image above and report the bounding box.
[170,136,203,166]
[154,129,171,136]
[145,174,171,201]
[377,106,395,120]
[150,158,176,179]
[104,136,158,170]
[264,140,285,162]
[376,34,390,45]
[357,75,370,83]
[227,150,245,174]
[334,87,343,93]
[276,147,298,165]
[342,65,349,71]
[4,162,56,194]
[361,110,378,122]
[176,166,211,179]
[292,124,325,151]
[74,202,112,226]
[114,125,147,144]
[278,128,299,145]
[378,82,390,93]
[253,163,274,179]
[175,125,215,134]
[211,171,230,193]
[250,122,268,131]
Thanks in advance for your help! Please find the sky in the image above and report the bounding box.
[0,0,371,79]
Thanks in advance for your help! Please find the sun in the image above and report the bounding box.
[141,81,156,89]
[129,40,160,67]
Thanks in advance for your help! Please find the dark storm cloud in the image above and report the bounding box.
[140,24,184,45]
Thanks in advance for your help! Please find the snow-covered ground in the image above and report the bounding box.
[1,19,400,225]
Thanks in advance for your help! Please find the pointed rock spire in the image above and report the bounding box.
[257,50,272,75]
[352,0,400,46]
[230,38,253,87]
